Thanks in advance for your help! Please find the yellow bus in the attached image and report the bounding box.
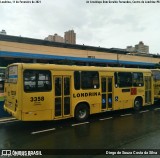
[4,63,154,121]
[151,69,160,101]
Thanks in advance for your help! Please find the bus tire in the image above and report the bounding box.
[134,98,142,111]
[75,103,89,122]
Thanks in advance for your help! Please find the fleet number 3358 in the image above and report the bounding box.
[30,96,44,102]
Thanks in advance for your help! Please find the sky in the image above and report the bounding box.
[0,0,160,54]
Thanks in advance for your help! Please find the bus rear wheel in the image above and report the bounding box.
[134,98,142,111]
[75,104,89,122]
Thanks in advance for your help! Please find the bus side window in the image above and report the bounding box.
[132,72,144,87]
[24,70,51,92]
[118,72,132,87]
[74,71,80,90]
[81,71,99,89]
[152,70,160,82]
[55,78,62,96]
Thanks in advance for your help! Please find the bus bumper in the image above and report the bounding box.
[3,105,21,120]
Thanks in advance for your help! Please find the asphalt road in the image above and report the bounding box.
[1,105,160,158]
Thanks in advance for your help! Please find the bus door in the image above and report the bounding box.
[54,76,71,118]
[101,77,113,111]
[145,76,152,104]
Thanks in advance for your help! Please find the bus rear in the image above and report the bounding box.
[4,63,53,121]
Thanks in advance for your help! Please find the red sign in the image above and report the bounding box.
[131,88,137,95]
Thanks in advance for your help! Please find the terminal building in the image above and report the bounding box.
[0,34,160,68]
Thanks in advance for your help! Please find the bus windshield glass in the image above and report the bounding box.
[5,66,18,83]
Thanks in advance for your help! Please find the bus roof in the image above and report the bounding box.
[7,63,151,73]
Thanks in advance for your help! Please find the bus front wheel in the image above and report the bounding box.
[134,98,142,111]
[75,104,89,122]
